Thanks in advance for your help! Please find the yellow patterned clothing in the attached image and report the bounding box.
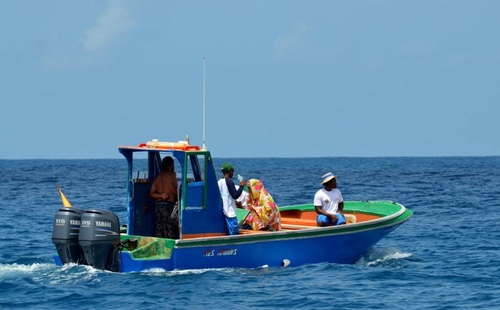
[244,179,281,231]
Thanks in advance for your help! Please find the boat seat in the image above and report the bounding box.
[281,214,357,226]
[281,223,318,230]
[280,218,317,226]
[239,229,272,234]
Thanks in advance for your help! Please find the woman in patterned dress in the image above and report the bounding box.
[243,179,281,231]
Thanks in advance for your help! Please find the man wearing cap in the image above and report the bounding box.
[218,163,246,235]
[314,172,346,226]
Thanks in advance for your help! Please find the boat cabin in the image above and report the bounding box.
[118,140,227,239]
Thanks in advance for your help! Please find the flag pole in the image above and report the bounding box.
[202,57,207,150]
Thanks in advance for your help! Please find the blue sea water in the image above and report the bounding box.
[0,157,499,309]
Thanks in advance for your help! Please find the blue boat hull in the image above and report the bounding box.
[118,221,403,272]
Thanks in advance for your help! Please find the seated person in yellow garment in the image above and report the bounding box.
[241,179,281,231]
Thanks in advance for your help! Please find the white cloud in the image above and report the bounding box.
[272,23,310,61]
[81,0,137,53]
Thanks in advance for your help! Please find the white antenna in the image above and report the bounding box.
[202,58,207,150]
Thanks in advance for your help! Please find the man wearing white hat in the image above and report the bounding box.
[314,172,346,226]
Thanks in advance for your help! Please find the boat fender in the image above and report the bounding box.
[282,259,291,267]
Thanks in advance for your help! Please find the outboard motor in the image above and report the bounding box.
[52,207,86,265]
[78,209,120,271]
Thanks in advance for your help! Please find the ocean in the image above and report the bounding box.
[0,157,498,309]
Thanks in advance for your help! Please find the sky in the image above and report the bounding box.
[1,0,499,159]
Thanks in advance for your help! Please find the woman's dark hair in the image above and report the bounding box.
[161,156,174,171]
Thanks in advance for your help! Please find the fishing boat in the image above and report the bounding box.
[51,138,413,272]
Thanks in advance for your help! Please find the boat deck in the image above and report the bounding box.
[238,211,381,234]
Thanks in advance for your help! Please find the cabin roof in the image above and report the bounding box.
[118,140,202,154]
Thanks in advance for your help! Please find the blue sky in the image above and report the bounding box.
[1,0,498,159]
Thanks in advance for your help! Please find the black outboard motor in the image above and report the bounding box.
[78,209,120,271]
[52,207,86,265]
